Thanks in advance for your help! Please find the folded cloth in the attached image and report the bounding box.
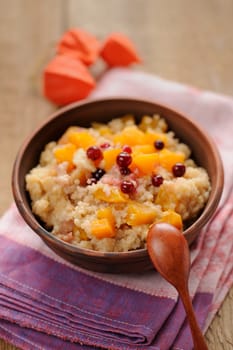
[0,68,233,350]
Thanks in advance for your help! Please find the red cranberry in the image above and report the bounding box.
[92,168,106,180]
[120,180,136,194]
[152,174,164,187]
[86,146,103,161]
[154,140,164,150]
[122,145,132,154]
[119,167,131,175]
[172,163,186,177]
[116,152,132,168]
[100,142,111,149]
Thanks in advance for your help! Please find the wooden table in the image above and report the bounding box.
[0,0,232,349]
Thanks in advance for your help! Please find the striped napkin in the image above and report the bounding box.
[0,68,233,350]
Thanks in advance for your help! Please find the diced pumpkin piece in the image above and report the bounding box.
[100,33,141,67]
[103,148,121,171]
[144,132,168,146]
[97,208,115,226]
[94,187,129,203]
[155,184,177,211]
[43,55,95,106]
[53,143,76,166]
[126,203,157,226]
[58,126,82,144]
[133,144,155,154]
[158,149,185,171]
[57,28,100,66]
[91,218,115,238]
[68,131,96,149]
[130,153,159,175]
[131,149,185,175]
[113,126,145,146]
[78,169,89,186]
[158,210,183,230]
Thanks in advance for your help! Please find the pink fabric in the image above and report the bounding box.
[0,69,232,349]
[91,68,233,327]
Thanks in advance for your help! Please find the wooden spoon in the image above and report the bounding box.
[147,222,208,350]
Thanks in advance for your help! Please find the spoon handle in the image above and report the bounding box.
[179,286,208,350]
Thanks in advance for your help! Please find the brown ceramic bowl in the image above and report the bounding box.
[12,98,224,273]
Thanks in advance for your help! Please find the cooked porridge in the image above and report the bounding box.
[26,114,211,252]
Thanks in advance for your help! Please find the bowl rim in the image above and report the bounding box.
[12,97,224,259]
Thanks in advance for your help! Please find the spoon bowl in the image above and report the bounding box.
[147,223,208,350]
[147,223,190,289]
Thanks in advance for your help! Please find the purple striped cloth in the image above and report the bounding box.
[0,69,233,350]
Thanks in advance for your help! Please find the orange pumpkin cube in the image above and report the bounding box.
[158,210,183,230]
[144,132,167,146]
[91,218,115,238]
[126,203,157,226]
[58,126,81,145]
[133,145,155,154]
[94,188,129,203]
[130,153,159,175]
[53,143,76,165]
[113,126,145,146]
[158,149,185,171]
[103,148,121,171]
[97,208,115,226]
[68,131,96,149]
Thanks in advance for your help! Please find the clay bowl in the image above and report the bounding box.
[12,98,224,273]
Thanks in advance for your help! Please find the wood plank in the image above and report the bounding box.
[68,0,233,96]
[205,288,233,349]
[0,0,65,215]
[0,0,232,349]
[0,0,64,348]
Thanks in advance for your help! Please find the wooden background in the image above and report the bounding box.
[0,0,232,349]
